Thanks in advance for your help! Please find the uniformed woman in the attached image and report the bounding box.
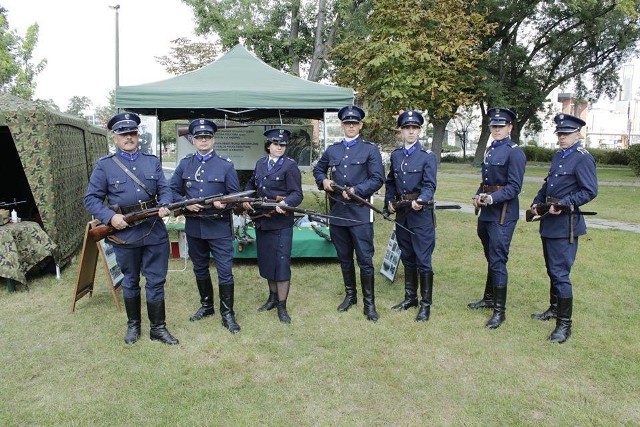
[242,129,303,323]
[170,119,242,334]
[384,110,437,322]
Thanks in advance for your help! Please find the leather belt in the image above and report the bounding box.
[545,197,561,203]
[398,192,419,201]
[482,185,504,192]
[120,199,158,214]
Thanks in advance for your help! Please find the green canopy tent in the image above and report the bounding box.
[115,44,354,122]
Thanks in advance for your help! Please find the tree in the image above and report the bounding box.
[155,37,221,75]
[0,7,46,100]
[472,0,640,164]
[182,0,370,81]
[65,96,92,119]
[452,106,480,159]
[94,90,116,127]
[332,0,492,159]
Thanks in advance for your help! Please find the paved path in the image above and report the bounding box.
[301,184,640,233]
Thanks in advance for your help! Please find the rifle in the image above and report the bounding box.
[89,190,256,242]
[0,199,27,208]
[248,200,360,223]
[525,203,597,223]
[392,200,462,210]
[329,183,414,235]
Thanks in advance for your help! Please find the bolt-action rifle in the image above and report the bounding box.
[525,203,597,223]
[391,200,462,210]
[89,190,256,242]
[329,183,414,235]
[248,200,360,223]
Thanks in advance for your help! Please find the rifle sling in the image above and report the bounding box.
[112,156,155,198]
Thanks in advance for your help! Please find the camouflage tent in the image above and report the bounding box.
[0,94,108,266]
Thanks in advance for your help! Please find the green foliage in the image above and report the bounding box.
[627,144,640,176]
[441,144,461,153]
[94,90,116,126]
[64,96,92,119]
[522,145,555,163]
[588,147,630,166]
[155,37,221,75]
[332,0,493,153]
[0,8,46,100]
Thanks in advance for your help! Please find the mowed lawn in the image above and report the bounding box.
[0,164,638,426]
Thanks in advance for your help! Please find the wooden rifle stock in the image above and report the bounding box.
[525,203,597,222]
[88,190,255,242]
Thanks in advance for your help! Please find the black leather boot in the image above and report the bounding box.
[549,297,572,344]
[147,300,179,345]
[123,295,141,345]
[532,288,558,321]
[392,266,418,311]
[361,274,379,322]
[337,269,357,312]
[486,286,506,329]
[468,272,494,309]
[219,283,241,334]
[189,277,215,321]
[258,291,277,312]
[277,300,291,324]
[415,271,433,322]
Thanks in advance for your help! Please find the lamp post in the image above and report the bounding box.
[109,5,120,89]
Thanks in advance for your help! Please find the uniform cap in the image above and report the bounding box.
[338,105,365,123]
[263,128,291,144]
[554,113,586,133]
[397,110,425,128]
[487,108,517,127]
[188,118,217,136]
[107,112,141,134]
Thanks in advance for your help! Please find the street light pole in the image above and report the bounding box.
[109,5,120,90]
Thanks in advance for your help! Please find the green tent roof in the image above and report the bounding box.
[116,44,354,122]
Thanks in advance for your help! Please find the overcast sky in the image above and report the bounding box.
[2,0,197,111]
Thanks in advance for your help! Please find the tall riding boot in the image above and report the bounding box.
[219,283,241,334]
[189,277,215,321]
[258,290,277,312]
[468,272,494,309]
[415,271,433,322]
[549,297,572,344]
[337,269,357,312]
[361,274,379,322]
[486,286,506,329]
[392,266,418,311]
[147,300,179,345]
[123,295,141,345]
[277,301,291,324]
[531,288,558,321]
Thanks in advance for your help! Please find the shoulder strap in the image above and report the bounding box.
[111,156,154,198]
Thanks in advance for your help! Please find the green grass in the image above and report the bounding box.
[1,208,638,425]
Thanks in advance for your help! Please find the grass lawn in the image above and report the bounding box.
[1,166,638,426]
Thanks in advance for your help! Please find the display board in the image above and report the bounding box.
[380,229,401,282]
[70,221,122,312]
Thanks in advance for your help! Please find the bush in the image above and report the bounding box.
[588,148,630,165]
[627,144,640,176]
[522,146,554,162]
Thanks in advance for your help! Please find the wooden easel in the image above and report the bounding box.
[70,220,122,312]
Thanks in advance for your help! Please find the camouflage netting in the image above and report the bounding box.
[0,94,108,267]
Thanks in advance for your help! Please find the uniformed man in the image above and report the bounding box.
[469,107,526,329]
[384,110,437,322]
[170,119,242,334]
[84,112,178,345]
[242,128,303,323]
[312,106,385,321]
[530,113,597,344]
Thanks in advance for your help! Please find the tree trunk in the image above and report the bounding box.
[430,119,449,164]
[289,0,301,77]
[473,114,491,166]
[307,0,327,82]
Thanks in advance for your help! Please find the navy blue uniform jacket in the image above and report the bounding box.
[312,138,384,226]
[245,156,303,231]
